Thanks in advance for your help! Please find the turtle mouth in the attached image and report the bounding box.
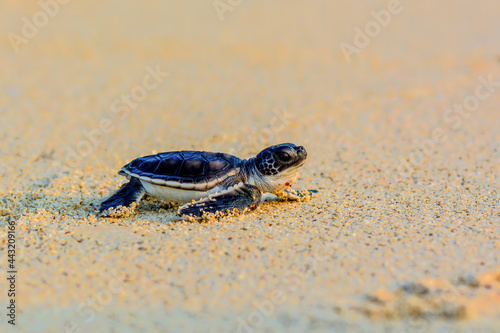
[279,159,306,176]
[294,159,307,168]
[295,147,307,167]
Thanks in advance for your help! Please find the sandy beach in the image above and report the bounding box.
[1,1,499,332]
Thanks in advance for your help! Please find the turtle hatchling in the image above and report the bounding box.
[99,143,317,218]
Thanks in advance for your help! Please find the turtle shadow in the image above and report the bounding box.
[134,195,179,214]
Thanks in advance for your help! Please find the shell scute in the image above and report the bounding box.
[156,156,182,174]
[207,160,230,174]
[180,159,206,177]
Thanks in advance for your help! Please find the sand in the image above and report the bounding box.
[1,0,499,332]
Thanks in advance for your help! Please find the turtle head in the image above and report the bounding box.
[255,143,307,176]
[252,143,307,192]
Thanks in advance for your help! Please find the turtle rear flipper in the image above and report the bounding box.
[178,183,261,218]
[99,177,146,216]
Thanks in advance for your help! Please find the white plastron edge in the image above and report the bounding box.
[180,181,246,207]
[120,168,239,191]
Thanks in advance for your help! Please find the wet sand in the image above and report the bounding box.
[1,1,499,332]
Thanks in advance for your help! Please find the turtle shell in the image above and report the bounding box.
[120,151,242,191]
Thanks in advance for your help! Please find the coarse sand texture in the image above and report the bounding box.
[0,1,499,332]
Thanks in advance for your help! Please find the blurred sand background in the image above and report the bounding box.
[1,0,499,332]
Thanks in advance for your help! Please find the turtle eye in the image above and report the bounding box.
[277,152,292,162]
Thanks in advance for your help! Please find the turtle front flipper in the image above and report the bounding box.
[99,177,146,216]
[178,183,262,219]
[276,188,319,201]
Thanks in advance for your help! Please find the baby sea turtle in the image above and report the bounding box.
[99,143,316,218]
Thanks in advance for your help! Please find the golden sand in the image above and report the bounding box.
[1,1,499,332]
